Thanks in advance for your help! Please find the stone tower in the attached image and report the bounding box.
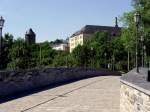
[25,28,36,44]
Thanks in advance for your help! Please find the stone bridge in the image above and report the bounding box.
[0,76,120,112]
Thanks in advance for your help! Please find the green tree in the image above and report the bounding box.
[110,37,127,70]
[88,32,111,69]
[39,42,56,66]
[121,0,150,69]
[52,51,69,67]
[72,44,91,68]
[7,38,30,70]
[1,33,14,69]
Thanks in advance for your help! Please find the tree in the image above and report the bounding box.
[88,32,112,69]
[121,0,150,69]
[39,42,56,66]
[52,51,69,67]
[110,37,127,70]
[7,38,30,70]
[1,33,14,69]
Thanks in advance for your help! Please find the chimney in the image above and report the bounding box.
[115,17,118,27]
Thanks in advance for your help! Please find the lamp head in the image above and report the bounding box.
[0,16,5,29]
[134,12,141,25]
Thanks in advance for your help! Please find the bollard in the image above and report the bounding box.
[147,70,150,82]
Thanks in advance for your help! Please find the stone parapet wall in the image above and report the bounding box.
[120,68,150,112]
[120,82,150,112]
[0,68,116,97]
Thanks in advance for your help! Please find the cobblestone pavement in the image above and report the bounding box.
[0,76,120,112]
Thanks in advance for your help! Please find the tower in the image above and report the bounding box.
[25,28,36,44]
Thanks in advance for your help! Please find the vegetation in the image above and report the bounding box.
[121,0,150,70]
[1,32,126,71]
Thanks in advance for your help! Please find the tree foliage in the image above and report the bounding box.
[120,0,150,69]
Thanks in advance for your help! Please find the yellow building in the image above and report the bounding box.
[69,33,91,52]
[69,24,121,53]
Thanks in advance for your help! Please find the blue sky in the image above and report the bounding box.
[0,0,133,42]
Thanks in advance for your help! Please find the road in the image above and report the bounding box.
[0,76,120,112]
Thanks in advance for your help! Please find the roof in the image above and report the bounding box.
[26,28,35,35]
[71,25,122,37]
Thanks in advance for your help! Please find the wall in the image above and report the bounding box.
[120,82,150,112]
[120,68,150,112]
[0,68,115,97]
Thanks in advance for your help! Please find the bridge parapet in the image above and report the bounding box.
[120,68,150,112]
[0,68,117,97]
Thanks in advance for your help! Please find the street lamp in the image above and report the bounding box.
[104,52,107,69]
[39,43,42,67]
[134,12,141,73]
[66,56,68,68]
[141,35,144,67]
[144,45,146,67]
[0,16,5,70]
[0,16,5,28]
[91,47,93,69]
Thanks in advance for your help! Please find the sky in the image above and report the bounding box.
[0,0,133,42]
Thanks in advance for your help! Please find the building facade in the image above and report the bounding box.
[25,28,36,44]
[69,33,91,52]
[69,18,121,52]
[52,43,69,51]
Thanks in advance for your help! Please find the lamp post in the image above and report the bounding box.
[39,43,42,67]
[144,45,146,67]
[104,52,107,69]
[0,16,5,70]
[66,56,68,68]
[134,12,141,73]
[141,35,144,67]
[91,47,93,69]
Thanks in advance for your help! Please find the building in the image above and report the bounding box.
[25,28,36,44]
[51,39,69,51]
[51,43,69,51]
[69,18,121,52]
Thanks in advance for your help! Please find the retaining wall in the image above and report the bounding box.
[0,68,115,97]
